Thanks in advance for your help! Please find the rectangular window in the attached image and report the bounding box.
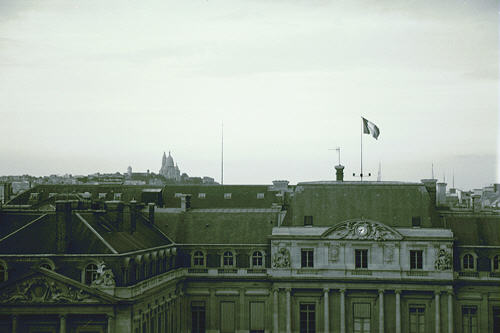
[192,301,206,333]
[257,193,265,199]
[114,192,122,200]
[301,249,314,268]
[304,216,313,226]
[224,193,232,199]
[493,307,500,333]
[250,302,265,333]
[353,303,371,333]
[300,303,316,333]
[198,193,206,199]
[355,249,368,269]
[462,306,477,333]
[410,250,423,270]
[98,193,107,199]
[409,306,425,333]
[220,301,235,333]
[412,216,421,227]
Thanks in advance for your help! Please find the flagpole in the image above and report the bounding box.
[360,116,363,182]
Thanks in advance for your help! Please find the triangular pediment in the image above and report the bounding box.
[322,218,403,241]
[0,269,117,305]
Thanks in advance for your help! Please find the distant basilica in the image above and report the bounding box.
[159,151,180,181]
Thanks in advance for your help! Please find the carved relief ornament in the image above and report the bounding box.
[272,248,290,268]
[323,219,403,241]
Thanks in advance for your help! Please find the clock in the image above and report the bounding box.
[356,225,368,236]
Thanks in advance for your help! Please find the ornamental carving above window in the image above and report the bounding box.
[323,219,402,241]
[272,248,290,268]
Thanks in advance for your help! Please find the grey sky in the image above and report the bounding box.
[0,0,498,190]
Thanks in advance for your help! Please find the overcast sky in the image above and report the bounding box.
[0,0,498,190]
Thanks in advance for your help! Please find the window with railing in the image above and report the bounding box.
[223,251,234,267]
[462,254,475,271]
[252,251,263,267]
[193,251,205,267]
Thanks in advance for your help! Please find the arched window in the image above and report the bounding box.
[0,262,7,282]
[463,254,475,270]
[223,251,234,267]
[493,255,500,272]
[84,263,99,285]
[193,251,205,267]
[252,251,263,267]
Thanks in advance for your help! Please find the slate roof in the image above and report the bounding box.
[0,211,171,254]
[154,210,278,244]
[289,182,438,228]
[162,184,280,209]
[447,215,500,246]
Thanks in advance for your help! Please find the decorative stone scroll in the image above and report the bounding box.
[0,276,98,304]
[324,219,403,241]
[272,248,290,268]
[434,248,452,271]
[91,261,116,287]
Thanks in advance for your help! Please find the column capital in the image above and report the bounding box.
[378,289,385,294]
[394,289,402,295]
[446,290,454,296]
[434,290,442,296]
[339,288,346,294]
[285,287,292,293]
[272,287,280,293]
[323,288,330,294]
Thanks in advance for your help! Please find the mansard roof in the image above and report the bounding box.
[288,181,439,228]
[446,214,500,246]
[154,209,279,244]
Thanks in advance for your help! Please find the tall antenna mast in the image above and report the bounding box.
[452,171,455,188]
[221,121,224,186]
[377,161,381,182]
[431,163,434,179]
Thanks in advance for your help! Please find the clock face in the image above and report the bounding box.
[356,225,368,236]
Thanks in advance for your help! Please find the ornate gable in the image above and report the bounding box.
[0,272,111,304]
[322,218,403,241]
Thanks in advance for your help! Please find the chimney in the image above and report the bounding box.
[436,182,447,206]
[335,165,345,181]
[148,202,155,224]
[180,194,191,212]
[105,201,124,230]
[472,194,481,213]
[123,200,137,233]
[55,200,71,253]
[421,179,437,206]
[272,180,289,191]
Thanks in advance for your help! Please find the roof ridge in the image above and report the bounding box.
[0,213,48,244]
[74,212,118,254]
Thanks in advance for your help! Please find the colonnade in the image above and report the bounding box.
[272,287,454,333]
[9,313,113,333]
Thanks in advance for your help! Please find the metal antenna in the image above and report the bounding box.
[221,121,224,186]
[328,147,341,165]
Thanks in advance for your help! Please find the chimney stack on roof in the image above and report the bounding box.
[436,182,447,206]
[148,202,155,224]
[421,179,438,206]
[180,194,191,212]
[472,194,481,213]
[55,200,71,253]
[105,201,124,231]
[124,200,137,233]
[335,165,345,182]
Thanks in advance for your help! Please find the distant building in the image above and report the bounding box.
[159,152,181,182]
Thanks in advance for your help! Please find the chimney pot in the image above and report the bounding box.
[335,165,345,181]
[148,202,155,224]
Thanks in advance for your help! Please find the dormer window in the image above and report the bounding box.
[462,254,475,271]
[98,193,107,200]
[412,216,421,227]
[223,251,234,267]
[304,216,313,226]
[198,193,206,199]
[193,251,205,267]
[252,251,263,267]
[114,193,122,200]
[257,193,265,199]
[84,263,99,285]
[224,193,232,199]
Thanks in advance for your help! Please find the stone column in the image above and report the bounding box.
[395,290,401,333]
[107,314,113,333]
[59,315,66,333]
[273,288,279,333]
[12,315,17,333]
[340,288,346,333]
[323,288,330,333]
[239,287,245,333]
[178,291,184,332]
[448,292,453,333]
[210,288,217,333]
[435,292,441,333]
[378,289,384,333]
[286,288,291,333]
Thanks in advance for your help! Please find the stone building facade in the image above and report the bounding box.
[0,176,499,332]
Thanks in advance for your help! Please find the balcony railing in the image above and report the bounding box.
[247,268,267,274]
[351,270,372,276]
[405,270,428,276]
[458,271,479,278]
[188,268,208,274]
[218,268,238,274]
